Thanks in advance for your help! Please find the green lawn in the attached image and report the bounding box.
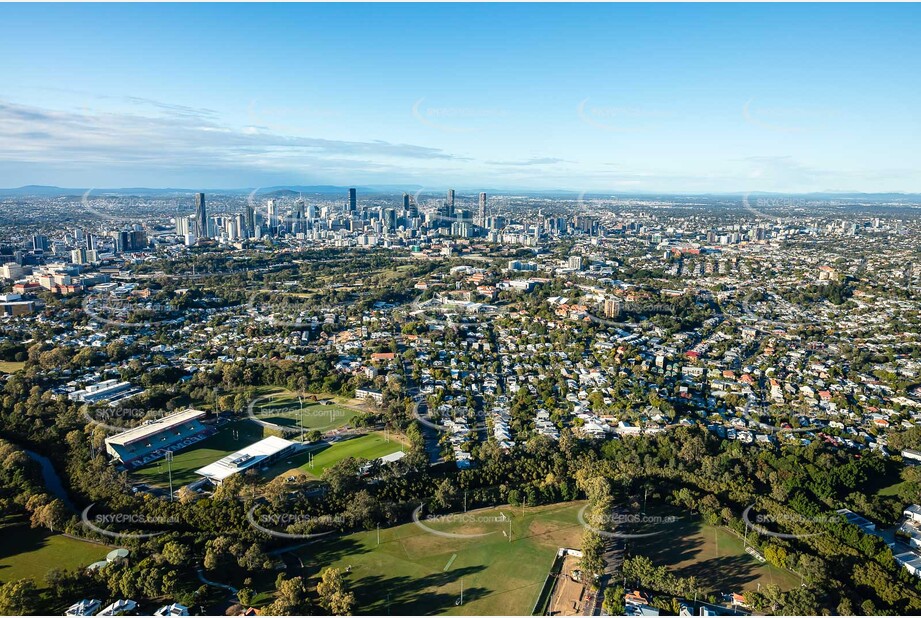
[0,519,110,586]
[298,433,403,477]
[878,479,909,497]
[872,467,911,497]
[0,361,25,374]
[251,388,359,433]
[632,504,801,594]
[295,501,585,615]
[133,420,267,486]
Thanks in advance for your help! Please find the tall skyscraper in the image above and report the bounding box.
[31,235,49,252]
[233,214,245,240]
[348,188,357,212]
[402,193,410,211]
[266,200,277,236]
[194,193,208,239]
[175,216,191,236]
[478,192,487,225]
[384,208,396,232]
[447,189,455,210]
[245,204,256,237]
[295,200,306,234]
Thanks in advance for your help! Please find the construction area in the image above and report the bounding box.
[547,552,592,616]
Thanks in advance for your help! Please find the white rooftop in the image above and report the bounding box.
[379,450,406,464]
[195,435,295,482]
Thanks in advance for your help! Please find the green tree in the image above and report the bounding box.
[161,541,192,567]
[0,579,37,615]
[237,587,254,606]
[265,576,311,616]
[603,585,625,615]
[316,567,355,616]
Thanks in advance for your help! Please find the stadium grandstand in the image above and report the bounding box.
[195,436,299,485]
[104,409,211,469]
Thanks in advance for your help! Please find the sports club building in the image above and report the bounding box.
[195,436,298,485]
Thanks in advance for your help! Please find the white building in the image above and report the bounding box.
[195,436,298,485]
[154,603,190,616]
[65,599,101,616]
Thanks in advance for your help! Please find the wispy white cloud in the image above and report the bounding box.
[0,98,464,179]
[485,157,569,167]
[0,97,917,192]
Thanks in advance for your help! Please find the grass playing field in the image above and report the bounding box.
[632,503,801,594]
[250,388,359,433]
[0,361,25,374]
[295,501,586,616]
[298,433,404,477]
[132,420,266,486]
[0,518,110,586]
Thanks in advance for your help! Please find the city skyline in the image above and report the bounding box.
[1,3,919,193]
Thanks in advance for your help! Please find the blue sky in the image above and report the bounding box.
[0,3,919,192]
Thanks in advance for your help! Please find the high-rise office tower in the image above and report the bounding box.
[348,188,357,212]
[31,234,49,252]
[384,208,396,232]
[194,193,208,238]
[295,200,306,234]
[478,192,487,225]
[245,204,256,237]
[402,193,410,211]
[175,216,191,236]
[447,189,455,210]
[130,230,147,251]
[407,194,419,219]
[266,200,277,236]
[86,233,96,251]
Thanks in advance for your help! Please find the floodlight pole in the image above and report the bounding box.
[165,451,174,503]
[299,396,304,443]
